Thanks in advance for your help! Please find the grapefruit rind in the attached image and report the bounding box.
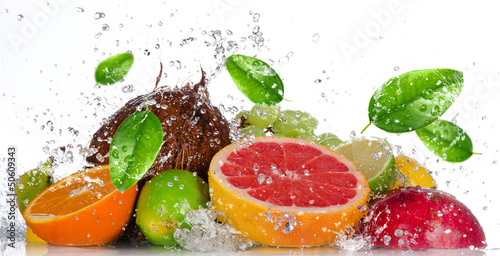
[23,165,138,246]
[208,137,370,247]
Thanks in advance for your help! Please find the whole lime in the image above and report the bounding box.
[136,169,209,246]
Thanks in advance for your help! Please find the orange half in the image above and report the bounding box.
[23,165,138,246]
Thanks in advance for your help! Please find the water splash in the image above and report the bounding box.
[174,208,254,252]
[333,229,372,252]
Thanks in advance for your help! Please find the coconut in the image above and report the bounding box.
[85,71,231,182]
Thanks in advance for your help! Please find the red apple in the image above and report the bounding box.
[359,186,486,249]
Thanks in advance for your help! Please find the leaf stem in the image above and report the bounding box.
[360,123,372,134]
[473,152,482,156]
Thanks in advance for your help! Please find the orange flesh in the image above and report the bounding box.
[29,167,115,216]
[23,165,138,246]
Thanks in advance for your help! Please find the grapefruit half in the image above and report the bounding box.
[208,136,370,247]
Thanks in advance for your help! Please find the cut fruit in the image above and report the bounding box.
[391,155,436,189]
[25,227,47,244]
[334,137,396,194]
[208,136,370,247]
[23,165,138,246]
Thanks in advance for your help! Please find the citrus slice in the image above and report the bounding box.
[391,155,436,189]
[208,136,370,247]
[334,137,396,194]
[23,165,138,246]
[25,227,47,244]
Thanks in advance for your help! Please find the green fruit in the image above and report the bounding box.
[15,158,53,214]
[241,125,266,137]
[272,110,318,138]
[317,133,343,149]
[294,130,318,141]
[136,169,210,246]
[245,104,281,129]
[334,137,396,194]
[235,110,251,128]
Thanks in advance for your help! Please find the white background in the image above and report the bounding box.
[1,0,500,255]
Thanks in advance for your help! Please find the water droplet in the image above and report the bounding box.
[253,163,260,172]
[312,33,320,43]
[394,66,400,71]
[167,182,173,187]
[252,13,260,23]
[75,7,84,13]
[266,177,273,184]
[124,155,132,163]
[95,32,102,39]
[102,24,110,31]
[17,14,24,21]
[383,235,392,245]
[398,238,405,246]
[121,84,134,93]
[144,49,150,56]
[304,170,310,176]
[69,191,76,197]
[422,89,434,100]
[94,12,105,19]
[258,174,265,184]
[155,44,160,49]
[282,215,297,234]
[419,104,427,112]
[431,105,441,116]
[97,179,104,187]
[23,199,29,206]
[394,229,404,237]
[111,149,119,158]
[75,216,79,220]
[179,184,184,190]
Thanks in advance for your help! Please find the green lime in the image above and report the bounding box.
[136,169,210,246]
[15,158,53,214]
[334,137,396,194]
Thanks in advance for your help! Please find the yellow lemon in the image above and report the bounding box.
[392,155,436,189]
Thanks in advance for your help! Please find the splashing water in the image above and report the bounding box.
[333,231,372,252]
[174,208,255,252]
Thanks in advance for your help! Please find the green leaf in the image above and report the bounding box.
[415,119,473,162]
[95,52,134,86]
[367,68,463,133]
[109,110,163,192]
[225,54,284,106]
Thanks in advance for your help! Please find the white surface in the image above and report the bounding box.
[1,0,500,255]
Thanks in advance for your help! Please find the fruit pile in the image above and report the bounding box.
[17,105,487,250]
[15,54,487,251]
